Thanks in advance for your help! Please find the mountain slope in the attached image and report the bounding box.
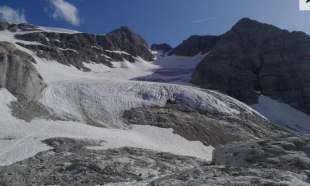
[13,24,153,70]
[190,18,310,131]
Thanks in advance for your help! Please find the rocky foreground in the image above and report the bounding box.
[1,135,310,186]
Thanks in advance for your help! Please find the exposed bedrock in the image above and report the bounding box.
[1,136,309,186]
[0,42,46,101]
[213,135,310,175]
[192,18,310,115]
[14,26,154,70]
[0,138,205,186]
[123,102,288,146]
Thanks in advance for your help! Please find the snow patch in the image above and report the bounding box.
[38,26,80,34]
[0,89,213,165]
[252,96,310,133]
[135,53,207,84]
[33,57,158,83]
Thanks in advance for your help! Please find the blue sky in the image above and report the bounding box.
[0,0,309,46]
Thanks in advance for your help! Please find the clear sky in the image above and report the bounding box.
[0,0,309,46]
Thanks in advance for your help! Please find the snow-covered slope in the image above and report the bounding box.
[0,89,214,165]
[40,80,265,128]
[135,52,206,84]
[252,96,310,133]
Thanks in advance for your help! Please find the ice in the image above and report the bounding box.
[0,89,213,165]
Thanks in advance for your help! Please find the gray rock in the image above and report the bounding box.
[14,26,153,70]
[192,18,310,114]
[0,22,9,31]
[106,26,154,61]
[2,137,309,186]
[170,35,218,56]
[0,138,205,186]
[9,99,60,122]
[123,102,288,146]
[0,42,46,101]
[213,135,310,173]
[149,165,310,186]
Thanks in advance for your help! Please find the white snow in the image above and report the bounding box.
[105,50,131,55]
[252,96,310,133]
[38,26,80,34]
[136,52,207,84]
[155,52,206,69]
[0,89,213,165]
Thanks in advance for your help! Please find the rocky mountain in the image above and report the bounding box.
[12,24,153,70]
[192,18,310,118]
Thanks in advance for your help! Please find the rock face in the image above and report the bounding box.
[106,26,154,61]
[151,43,172,54]
[0,138,205,186]
[0,42,46,101]
[192,18,310,115]
[123,102,288,146]
[170,35,218,56]
[150,135,310,185]
[14,26,153,70]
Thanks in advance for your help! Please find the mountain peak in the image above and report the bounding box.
[109,26,135,35]
[231,17,283,33]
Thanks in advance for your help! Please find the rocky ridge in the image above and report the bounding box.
[0,22,154,70]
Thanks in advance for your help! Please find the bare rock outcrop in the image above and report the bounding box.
[14,26,153,70]
[123,102,288,146]
[0,42,46,100]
